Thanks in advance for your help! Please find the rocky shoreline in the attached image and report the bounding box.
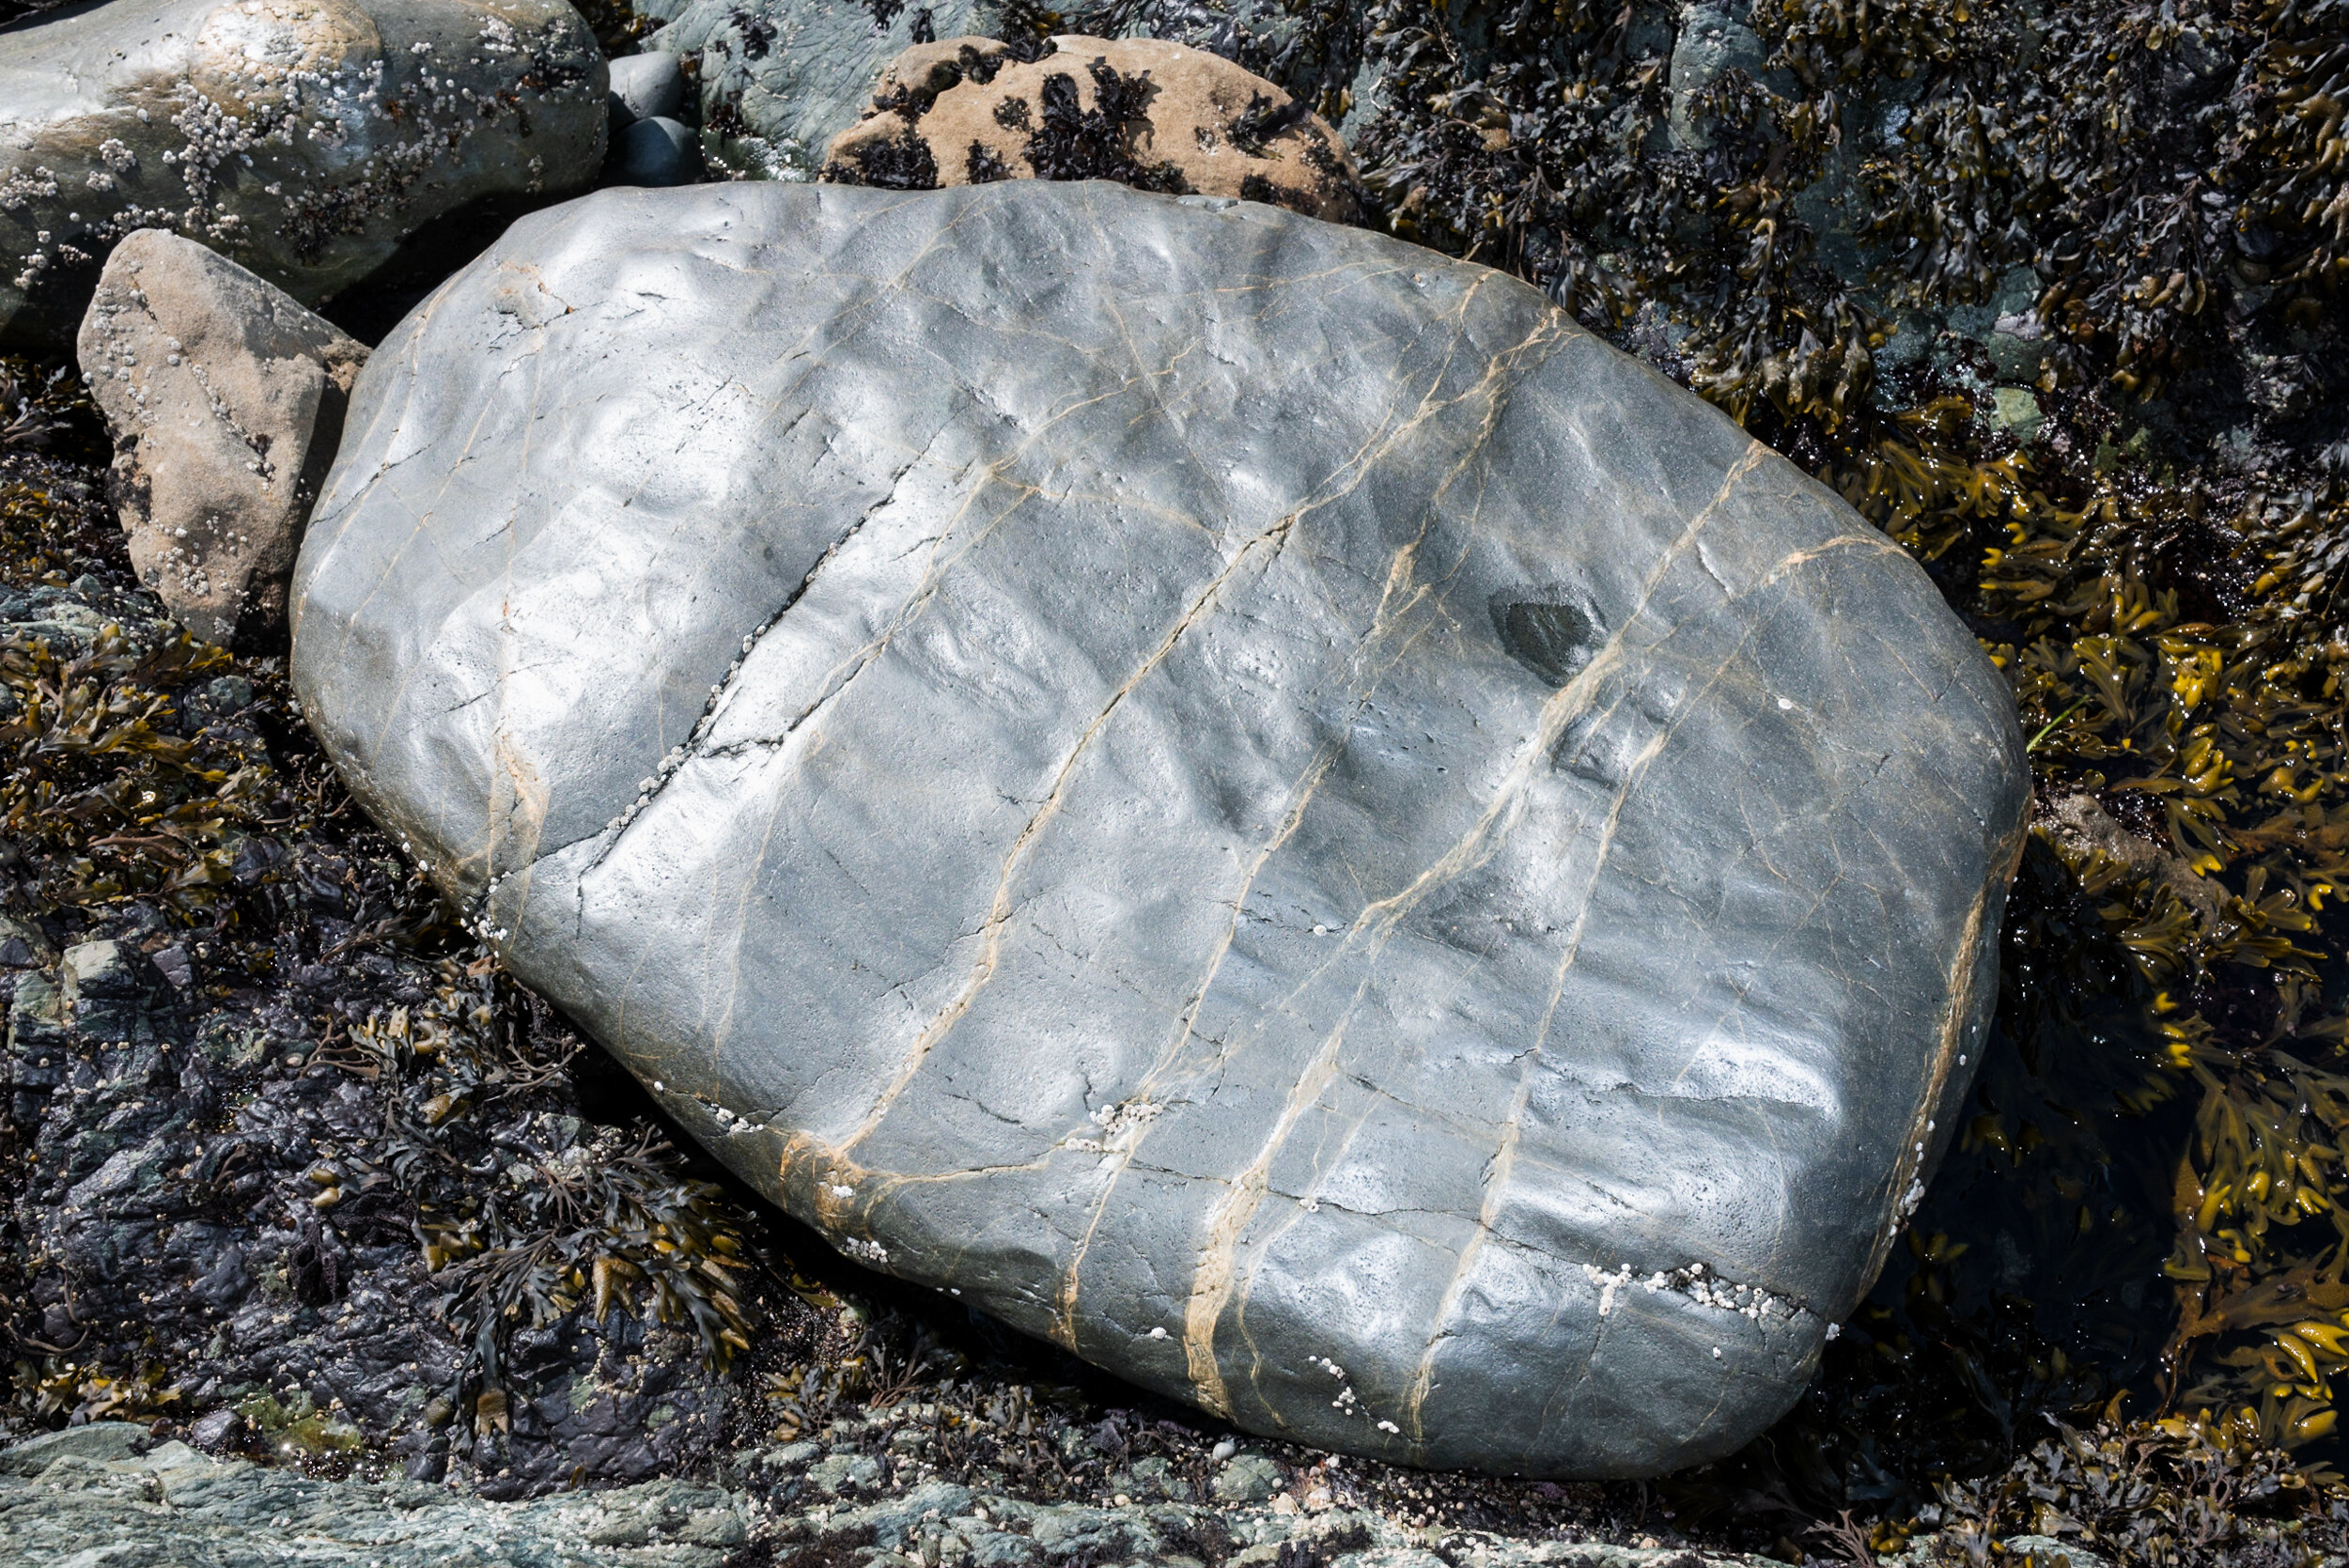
[3,0,2347,1557]
[2,1419,1800,1568]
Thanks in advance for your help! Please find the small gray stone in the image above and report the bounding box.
[60,939,169,1044]
[77,229,368,646]
[0,913,54,970]
[610,51,688,124]
[188,1408,247,1452]
[1212,1454,1283,1504]
[1115,1456,1191,1500]
[614,116,703,187]
[807,1452,883,1497]
[1990,387,2045,444]
[0,0,608,349]
[1668,2,1796,149]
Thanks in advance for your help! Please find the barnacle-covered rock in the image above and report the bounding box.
[641,0,1384,183]
[634,0,1003,180]
[820,37,1361,224]
[290,179,2028,1477]
[76,229,367,647]
[0,0,608,349]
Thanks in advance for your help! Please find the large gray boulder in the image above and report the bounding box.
[0,0,607,349]
[291,180,2028,1478]
[78,228,368,646]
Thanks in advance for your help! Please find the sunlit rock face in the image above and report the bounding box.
[291,179,2028,1478]
[0,0,606,348]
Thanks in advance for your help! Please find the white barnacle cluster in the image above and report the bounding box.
[0,165,60,213]
[707,1099,766,1138]
[1062,1096,1161,1154]
[841,1234,888,1265]
[160,536,216,600]
[600,616,785,837]
[1307,1352,1383,1422]
[1581,1258,1804,1327]
[468,869,513,941]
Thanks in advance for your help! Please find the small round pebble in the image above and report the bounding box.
[614,116,700,187]
[607,51,686,124]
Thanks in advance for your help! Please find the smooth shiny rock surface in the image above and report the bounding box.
[292,179,2028,1477]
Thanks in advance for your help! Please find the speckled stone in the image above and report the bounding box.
[290,179,2028,1478]
[77,228,367,646]
[632,0,1002,179]
[819,36,1361,224]
[0,0,607,348]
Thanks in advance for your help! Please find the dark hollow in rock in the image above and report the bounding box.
[291,179,2029,1479]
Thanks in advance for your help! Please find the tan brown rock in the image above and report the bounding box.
[820,36,1361,224]
[77,229,367,648]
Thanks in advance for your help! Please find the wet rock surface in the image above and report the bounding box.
[0,1420,1816,1568]
[0,1423,752,1565]
[821,36,1361,224]
[0,0,609,349]
[291,179,2028,1478]
[76,230,368,648]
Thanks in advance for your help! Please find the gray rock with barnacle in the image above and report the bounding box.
[646,0,1397,179]
[290,179,2028,1478]
[0,0,608,349]
[631,0,1003,179]
[77,228,367,647]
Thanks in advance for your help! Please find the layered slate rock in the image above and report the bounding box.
[0,0,606,348]
[821,37,1361,224]
[291,180,2029,1477]
[78,229,368,646]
